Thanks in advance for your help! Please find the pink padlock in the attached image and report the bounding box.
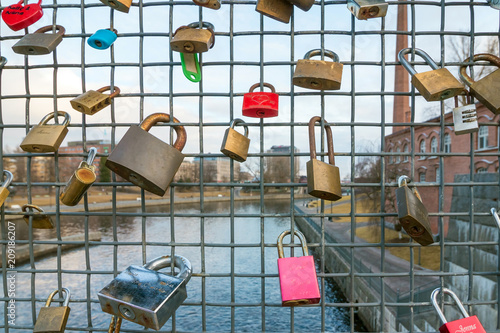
[277,229,320,306]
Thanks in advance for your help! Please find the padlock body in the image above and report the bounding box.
[193,0,221,10]
[98,264,187,330]
[24,214,55,229]
[0,187,10,207]
[12,33,63,55]
[60,164,96,206]
[33,306,71,333]
[2,2,44,31]
[453,104,478,135]
[220,128,250,162]
[20,124,68,153]
[412,68,463,101]
[347,0,388,19]
[100,0,132,13]
[306,159,342,201]
[70,90,111,115]
[106,125,185,196]
[256,0,293,23]
[278,256,320,306]
[469,69,500,114]
[396,186,434,246]
[170,28,213,54]
[88,29,117,50]
[293,59,343,90]
[438,315,486,333]
[242,92,279,118]
[285,0,314,11]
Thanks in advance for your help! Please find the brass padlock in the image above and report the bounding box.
[395,175,434,246]
[12,25,65,55]
[285,0,313,12]
[220,118,250,162]
[347,0,387,19]
[306,116,342,201]
[293,49,343,90]
[34,288,71,333]
[398,48,463,101]
[100,0,132,13]
[60,148,98,207]
[22,204,54,229]
[106,113,186,196]
[70,86,120,115]
[0,170,13,207]
[193,0,221,10]
[20,111,70,153]
[256,0,293,23]
[459,53,500,114]
[170,22,215,54]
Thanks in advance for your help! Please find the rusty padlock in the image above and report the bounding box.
[22,204,54,229]
[105,113,186,196]
[293,49,343,90]
[398,48,463,101]
[60,148,98,207]
[285,0,314,11]
[99,0,132,13]
[170,22,215,54]
[452,90,478,135]
[347,0,387,19]
[0,170,13,208]
[70,86,120,115]
[12,25,65,55]
[20,111,70,153]
[34,288,71,333]
[2,0,43,31]
[193,0,221,10]
[220,119,250,162]
[242,83,279,118]
[256,0,293,23]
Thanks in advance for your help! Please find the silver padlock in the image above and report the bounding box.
[452,91,478,136]
[347,0,387,19]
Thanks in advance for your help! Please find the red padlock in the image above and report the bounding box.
[431,287,486,333]
[2,0,43,31]
[277,229,320,306]
[242,82,279,118]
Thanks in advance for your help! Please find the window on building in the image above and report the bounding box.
[403,144,409,162]
[430,137,437,154]
[419,172,426,182]
[477,167,488,173]
[396,147,401,163]
[444,134,451,153]
[436,167,440,183]
[388,149,393,164]
[478,126,488,150]
[419,139,426,159]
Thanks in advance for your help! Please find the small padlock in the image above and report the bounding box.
[293,49,343,90]
[395,175,434,246]
[431,287,486,333]
[452,91,478,135]
[0,170,13,207]
[105,113,186,196]
[256,0,293,23]
[170,22,215,54]
[98,255,192,330]
[20,111,70,153]
[398,48,463,101]
[60,148,98,207]
[242,83,279,118]
[193,0,221,10]
[277,229,320,306]
[99,0,132,13]
[2,0,43,31]
[34,288,71,333]
[459,53,500,114]
[88,28,118,50]
[220,119,250,162]
[70,86,120,115]
[285,0,313,11]
[346,0,387,19]
[12,25,65,55]
[307,116,342,201]
[22,204,54,229]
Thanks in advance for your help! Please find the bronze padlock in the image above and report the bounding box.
[0,170,13,208]
[193,0,221,10]
[285,0,313,12]
[395,175,434,246]
[12,25,65,55]
[256,0,293,23]
[293,49,343,90]
[100,0,132,13]
[60,148,98,207]
[170,22,215,54]
[22,204,54,229]
[459,53,500,114]
[70,86,120,115]
[220,118,250,162]
[34,288,71,333]
[306,116,342,201]
[20,111,70,153]
[347,0,387,19]
[398,48,463,101]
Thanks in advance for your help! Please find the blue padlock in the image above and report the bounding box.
[88,29,117,50]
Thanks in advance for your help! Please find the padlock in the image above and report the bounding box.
[285,0,313,12]
[395,175,434,246]
[242,83,279,118]
[307,116,342,201]
[105,113,186,196]
[70,86,120,115]
[20,111,70,153]
[12,25,65,55]
[34,288,71,333]
[256,0,293,23]
[170,22,215,54]
[1,0,43,31]
[293,49,343,90]
[193,0,221,10]
[431,287,486,333]
[0,170,13,207]
[487,0,500,9]
[60,148,98,207]
[277,229,320,306]
[22,204,54,229]
[88,28,118,50]
[347,0,387,19]
[459,53,500,114]
[398,48,463,101]
[99,0,132,13]
[98,255,192,330]
[220,119,250,162]
[452,91,478,135]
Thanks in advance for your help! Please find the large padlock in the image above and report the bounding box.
[193,0,221,10]
[277,229,320,306]
[452,91,478,135]
[99,0,132,13]
[33,288,71,333]
[459,53,500,114]
[431,287,486,333]
[293,49,343,90]
[395,175,433,246]
[105,113,186,196]
[60,148,98,207]
[12,25,65,55]
[285,0,313,12]
[88,28,118,50]
[242,83,279,118]
[0,170,13,208]
[170,22,215,54]
[20,111,70,153]
[256,0,293,23]
[347,0,387,19]
[22,204,54,229]
[398,48,463,101]
[98,255,192,330]
[70,86,120,115]
[307,116,342,201]
[1,0,43,31]
[220,119,250,162]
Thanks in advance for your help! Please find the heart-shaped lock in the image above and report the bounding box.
[2,0,43,31]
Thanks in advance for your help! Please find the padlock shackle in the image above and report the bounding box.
[46,287,71,307]
[139,113,187,152]
[459,53,500,87]
[97,86,120,99]
[34,25,66,36]
[176,21,215,49]
[454,89,472,108]
[277,229,309,258]
[0,57,7,69]
[39,111,71,127]
[21,203,44,213]
[86,147,98,166]
[248,82,276,93]
[431,287,470,324]
[143,255,193,283]
[229,118,249,137]
[304,49,340,63]
[308,116,335,165]
[1,170,13,188]
[398,175,411,188]
[108,316,122,333]
[491,207,500,230]
[398,48,440,77]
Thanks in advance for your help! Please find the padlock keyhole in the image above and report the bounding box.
[28,48,36,54]
[183,42,194,52]
[118,304,136,320]
[108,0,119,8]
[311,81,319,88]
[368,6,379,17]
[95,40,103,47]
[440,90,452,99]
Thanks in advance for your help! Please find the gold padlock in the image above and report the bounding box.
[306,116,342,201]
[70,86,120,115]
[347,0,387,19]
[459,53,500,114]
[100,0,132,13]
[34,288,71,333]
[293,49,343,90]
[12,25,65,55]
[0,170,13,208]
[398,48,463,101]
[285,0,314,11]
[193,0,221,10]
[256,0,293,23]
[220,119,250,162]
[20,111,71,153]
[22,204,54,229]
[60,148,98,207]
[170,22,215,54]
